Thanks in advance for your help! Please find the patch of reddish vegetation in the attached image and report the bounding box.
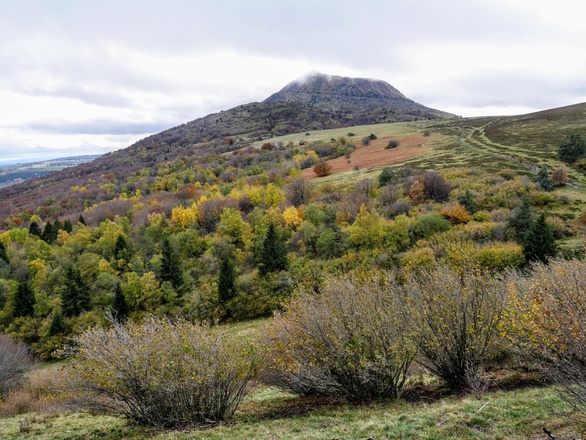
[303,134,434,179]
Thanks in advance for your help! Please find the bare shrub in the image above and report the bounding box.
[265,274,416,402]
[505,259,586,412]
[66,317,262,428]
[285,176,313,207]
[422,171,451,202]
[403,265,506,390]
[0,335,36,397]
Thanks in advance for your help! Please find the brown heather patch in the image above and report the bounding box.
[302,134,435,179]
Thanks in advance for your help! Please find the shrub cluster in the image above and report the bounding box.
[0,335,36,397]
[264,274,416,402]
[265,265,508,397]
[66,317,262,428]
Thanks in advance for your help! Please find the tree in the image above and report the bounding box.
[507,199,534,242]
[523,213,558,263]
[285,176,312,207]
[111,283,129,322]
[78,214,87,226]
[63,219,73,233]
[160,237,182,290]
[0,242,8,264]
[114,234,132,262]
[558,134,586,163]
[259,223,288,275]
[218,257,237,304]
[48,312,67,336]
[13,281,35,318]
[62,266,91,317]
[536,165,554,191]
[378,167,395,186]
[28,221,42,237]
[41,222,54,243]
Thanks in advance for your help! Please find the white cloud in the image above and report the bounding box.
[0,0,585,162]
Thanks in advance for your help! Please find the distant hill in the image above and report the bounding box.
[0,155,101,188]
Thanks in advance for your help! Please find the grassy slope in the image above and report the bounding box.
[0,386,580,439]
[257,103,586,187]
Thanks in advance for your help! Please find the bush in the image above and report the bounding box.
[403,265,507,390]
[412,213,451,240]
[506,260,586,411]
[386,139,400,149]
[422,172,451,202]
[265,274,416,402]
[0,335,36,397]
[313,160,332,177]
[361,136,371,146]
[67,317,262,428]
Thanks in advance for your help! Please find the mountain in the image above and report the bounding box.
[0,73,455,224]
[265,72,449,119]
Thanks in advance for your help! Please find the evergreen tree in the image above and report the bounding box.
[524,213,558,264]
[41,222,54,243]
[62,266,91,317]
[160,237,182,290]
[78,214,87,226]
[114,234,132,262]
[0,242,8,264]
[63,219,73,233]
[259,223,288,275]
[111,283,129,322]
[48,312,66,336]
[13,281,35,318]
[558,133,586,163]
[28,221,42,237]
[508,199,534,242]
[218,257,237,303]
[536,165,555,191]
[378,167,395,187]
[457,190,479,214]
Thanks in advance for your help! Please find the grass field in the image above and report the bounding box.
[0,384,582,439]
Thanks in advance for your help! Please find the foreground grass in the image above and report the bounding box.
[0,385,582,439]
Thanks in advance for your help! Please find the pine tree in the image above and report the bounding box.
[48,312,67,336]
[536,165,554,191]
[160,237,182,290]
[78,214,87,226]
[218,257,237,303]
[13,281,35,318]
[41,222,54,243]
[558,133,586,163]
[0,242,8,264]
[63,219,73,233]
[259,223,288,275]
[524,213,558,263]
[114,234,132,262]
[111,283,129,322]
[28,222,42,237]
[508,199,534,242]
[62,266,91,317]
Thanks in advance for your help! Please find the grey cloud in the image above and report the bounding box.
[22,119,173,136]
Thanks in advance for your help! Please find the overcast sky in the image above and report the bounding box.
[1,0,585,164]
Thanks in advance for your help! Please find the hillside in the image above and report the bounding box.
[0,73,455,225]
